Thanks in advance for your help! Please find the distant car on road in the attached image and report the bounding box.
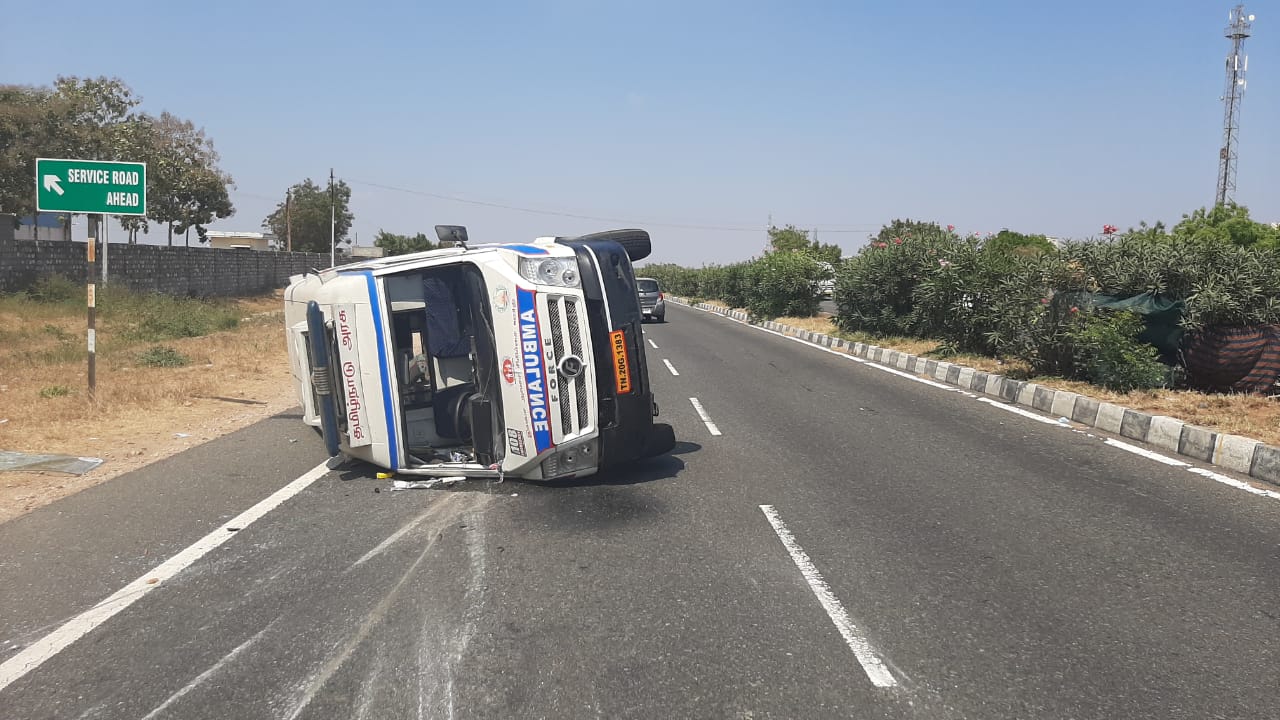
[636,277,666,323]
[816,262,836,297]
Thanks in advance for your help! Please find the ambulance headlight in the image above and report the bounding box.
[540,438,598,478]
[520,257,581,288]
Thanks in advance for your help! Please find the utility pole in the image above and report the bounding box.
[1216,5,1254,207]
[329,168,336,267]
[285,187,292,252]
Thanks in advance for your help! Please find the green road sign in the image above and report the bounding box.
[36,158,147,216]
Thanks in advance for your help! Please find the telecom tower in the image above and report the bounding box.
[1215,5,1255,207]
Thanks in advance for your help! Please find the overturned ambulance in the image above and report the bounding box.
[283,227,676,481]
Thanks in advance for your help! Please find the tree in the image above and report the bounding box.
[374,230,436,256]
[767,224,842,263]
[0,77,235,242]
[767,224,810,253]
[985,229,1055,257]
[137,113,234,245]
[0,77,141,218]
[263,178,354,254]
[872,219,951,246]
[1170,203,1279,248]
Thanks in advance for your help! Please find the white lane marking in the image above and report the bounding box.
[663,359,680,376]
[759,505,897,688]
[0,462,331,693]
[648,338,659,350]
[139,622,274,720]
[689,397,722,436]
[680,302,1280,504]
[1188,467,1280,500]
[977,397,1063,426]
[1104,438,1189,467]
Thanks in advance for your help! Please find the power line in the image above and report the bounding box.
[345,178,878,234]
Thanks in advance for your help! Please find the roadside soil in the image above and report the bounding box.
[0,295,299,525]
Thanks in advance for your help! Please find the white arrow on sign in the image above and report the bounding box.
[43,175,64,196]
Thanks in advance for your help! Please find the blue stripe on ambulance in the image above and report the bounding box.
[363,271,399,470]
[516,288,554,453]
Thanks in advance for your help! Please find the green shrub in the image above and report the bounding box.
[39,385,71,398]
[137,345,190,367]
[743,252,822,319]
[28,275,82,304]
[113,293,241,341]
[1067,311,1168,391]
[42,324,73,341]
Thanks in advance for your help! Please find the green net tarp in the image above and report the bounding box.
[1094,292,1185,360]
[1057,291,1185,361]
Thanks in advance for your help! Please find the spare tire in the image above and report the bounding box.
[561,229,651,262]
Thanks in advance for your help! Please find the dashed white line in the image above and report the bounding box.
[663,359,680,376]
[648,338,659,350]
[679,301,1280,504]
[689,397,722,436]
[0,462,331,693]
[759,505,897,688]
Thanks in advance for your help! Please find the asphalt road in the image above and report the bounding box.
[2,303,1279,719]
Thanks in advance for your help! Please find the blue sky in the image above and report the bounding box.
[5,1,1277,265]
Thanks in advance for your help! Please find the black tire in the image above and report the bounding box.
[642,422,677,458]
[561,229,651,261]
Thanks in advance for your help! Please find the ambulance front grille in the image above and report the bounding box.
[545,294,590,437]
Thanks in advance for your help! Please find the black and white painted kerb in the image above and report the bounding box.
[671,298,1280,488]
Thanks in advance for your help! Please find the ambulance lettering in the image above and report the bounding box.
[516,289,553,453]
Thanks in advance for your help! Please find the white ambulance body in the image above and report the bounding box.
[283,227,674,481]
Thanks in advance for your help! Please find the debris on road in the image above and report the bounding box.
[391,477,464,491]
[0,450,103,475]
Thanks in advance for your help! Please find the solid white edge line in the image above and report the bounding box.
[648,338,659,350]
[1187,467,1280,500]
[663,359,680,376]
[1103,438,1189,467]
[681,302,1280,504]
[0,461,331,692]
[976,397,1064,426]
[688,397,722,436]
[759,505,897,688]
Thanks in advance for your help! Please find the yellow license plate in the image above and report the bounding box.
[610,330,633,394]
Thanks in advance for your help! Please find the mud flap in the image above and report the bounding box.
[306,301,342,458]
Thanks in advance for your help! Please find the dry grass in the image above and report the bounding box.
[773,314,1279,446]
[0,292,298,523]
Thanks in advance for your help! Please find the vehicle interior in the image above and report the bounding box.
[382,264,502,467]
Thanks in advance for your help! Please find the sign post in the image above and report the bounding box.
[37,158,147,401]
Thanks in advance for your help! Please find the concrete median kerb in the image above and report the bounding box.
[669,296,1280,487]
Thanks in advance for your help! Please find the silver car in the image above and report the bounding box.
[636,277,666,323]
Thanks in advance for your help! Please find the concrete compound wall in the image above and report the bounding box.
[0,234,359,298]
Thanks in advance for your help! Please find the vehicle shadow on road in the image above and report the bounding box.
[540,440,700,489]
[329,441,699,490]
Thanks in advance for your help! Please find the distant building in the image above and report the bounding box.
[204,230,276,251]
[14,213,69,241]
[349,245,385,258]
